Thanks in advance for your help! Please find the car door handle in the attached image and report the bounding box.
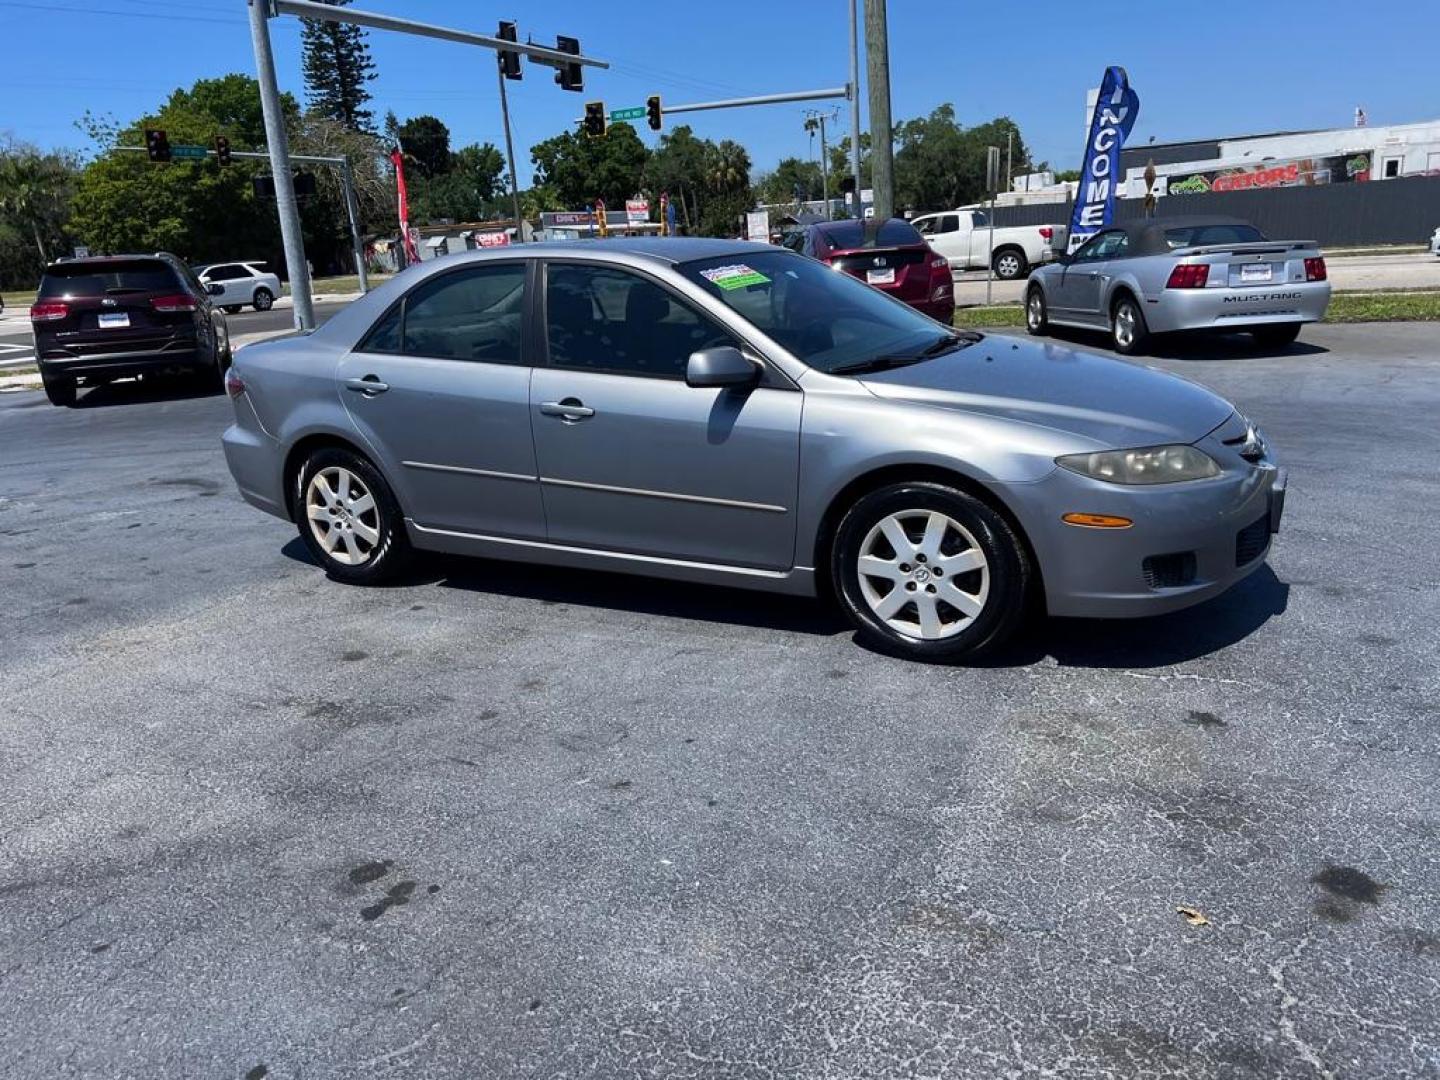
[540,398,595,422]
[344,375,389,396]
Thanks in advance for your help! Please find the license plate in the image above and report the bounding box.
[1240,264,1273,283]
[866,268,896,285]
[98,312,130,329]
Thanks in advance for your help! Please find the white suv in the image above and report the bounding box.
[194,261,281,313]
[1430,226,1440,258]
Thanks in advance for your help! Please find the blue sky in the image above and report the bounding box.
[3,0,1438,188]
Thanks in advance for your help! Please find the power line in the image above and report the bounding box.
[0,0,242,24]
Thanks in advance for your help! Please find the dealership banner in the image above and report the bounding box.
[1166,153,1372,195]
[1069,66,1140,252]
[389,148,420,265]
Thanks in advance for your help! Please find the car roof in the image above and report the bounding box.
[519,236,763,264]
[44,253,177,271]
[808,217,924,249]
[1108,216,1261,256]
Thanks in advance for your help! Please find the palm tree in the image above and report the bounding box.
[0,145,74,265]
[706,140,751,194]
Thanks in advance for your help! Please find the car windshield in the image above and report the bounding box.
[1164,223,1266,248]
[678,250,972,375]
[39,260,177,298]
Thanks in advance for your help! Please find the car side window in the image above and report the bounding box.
[546,264,734,380]
[358,302,403,353]
[400,263,526,364]
[208,264,243,281]
[1073,231,1126,262]
[937,214,959,233]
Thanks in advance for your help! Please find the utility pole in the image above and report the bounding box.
[804,110,836,219]
[863,0,893,221]
[848,0,862,219]
[495,65,525,242]
[248,0,314,330]
[1006,129,1014,193]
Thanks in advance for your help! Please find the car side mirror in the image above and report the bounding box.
[206,283,224,295]
[686,346,759,389]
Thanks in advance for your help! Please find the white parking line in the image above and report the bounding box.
[0,354,36,369]
[0,342,30,353]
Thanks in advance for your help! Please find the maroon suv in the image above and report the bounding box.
[30,253,231,406]
[783,218,955,322]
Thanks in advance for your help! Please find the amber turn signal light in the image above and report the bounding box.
[1062,512,1133,529]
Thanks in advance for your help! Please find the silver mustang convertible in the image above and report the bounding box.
[222,238,1286,662]
[1025,215,1331,355]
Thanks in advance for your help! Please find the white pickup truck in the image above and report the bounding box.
[911,209,1067,279]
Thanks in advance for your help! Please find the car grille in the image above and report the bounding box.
[1235,515,1270,566]
[1142,551,1197,589]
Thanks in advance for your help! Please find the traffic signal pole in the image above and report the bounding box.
[250,0,608,324]
[248,0,313,330]
[496,67,525,243]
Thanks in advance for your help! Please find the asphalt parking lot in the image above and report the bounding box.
[1,323,1437,1078]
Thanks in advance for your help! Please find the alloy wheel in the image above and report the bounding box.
[1027,291,1044,330]
[305,466,380,566]
[1114,303,1137,348]
[997,253,1021,278]
[856,509,990,640]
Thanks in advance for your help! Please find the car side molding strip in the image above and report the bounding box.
[407,520,796,579]
[538,476,788,514]
[402,460,536,483]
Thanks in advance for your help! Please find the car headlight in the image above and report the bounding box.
[1056,445,1220,485]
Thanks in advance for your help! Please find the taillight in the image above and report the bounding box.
[930,255,949,270]
[1038,226,1053,241]
[224,367,245,399]
[1304,257,1327,282]
[1166,264,1210,289]
[30,301,69,322]
[150,294,198,313]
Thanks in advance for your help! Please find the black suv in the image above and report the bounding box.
[30,252,231,406]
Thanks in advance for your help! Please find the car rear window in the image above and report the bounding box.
[1163,224,1266,249]
[39,260,180,298]
[818,219,924,251]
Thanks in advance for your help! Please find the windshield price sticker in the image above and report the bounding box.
[700,264,769,290]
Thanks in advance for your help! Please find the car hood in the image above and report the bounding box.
[858,334,1234,449]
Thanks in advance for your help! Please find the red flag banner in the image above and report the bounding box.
[390,148,420,264]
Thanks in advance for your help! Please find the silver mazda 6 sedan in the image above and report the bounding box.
[222,238,1285,662]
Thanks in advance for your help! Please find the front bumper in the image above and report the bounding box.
[1146,280,1331,333]
[1003,450,1286,619]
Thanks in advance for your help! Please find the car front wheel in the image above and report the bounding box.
[1026,286,1049,335]
[831,482,1031,662]
[295,448,410,584]
[252,288,274,311]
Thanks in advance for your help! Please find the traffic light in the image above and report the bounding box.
[214,135,231,167]
[646,95,663,132]
[583,101,606,140]
[294,171,318,197]
[145,128,171,163]
[253,175,276,199]
[554,35,582,92]
[841,176,857,196]
[497,20,521,80]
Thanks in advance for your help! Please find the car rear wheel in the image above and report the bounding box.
[1026,286,1049,335]
[41,370,76,407]
[993,248,1027,280]
[1111,294,1149,355]
[252,288,274,312]
[831,482,1031,663]
[1251,323,1301,348]
[295,448,410,585]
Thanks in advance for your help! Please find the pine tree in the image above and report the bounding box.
[301,0,377,132]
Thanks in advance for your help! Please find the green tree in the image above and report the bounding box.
[301,0,377,131]
[643,124,708,230]
[412,143,506,223]
[394,115,451,179]
[755,156,823,206]
[529,124,649,210]
[0,139,77,269]
[699,139,752,237]
[891,106,1032,211]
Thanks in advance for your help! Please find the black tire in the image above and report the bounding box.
[41,369,76,407]
[294,447,411,585]
[223,304,243,315]
[252,288,274,312]
[831,481,1032,663]
[1251,323,1301,348]
[1111,293,1149,355]
[1025,285,1049,336]
[992,248,1028,280]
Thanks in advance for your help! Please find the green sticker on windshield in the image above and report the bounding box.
[700,264,770,290]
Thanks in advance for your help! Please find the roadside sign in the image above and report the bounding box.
[625,198,649,224]
[171,145,208,160]
[609,106,645,122]
[745,210,769,243]
[73,245,89,259]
